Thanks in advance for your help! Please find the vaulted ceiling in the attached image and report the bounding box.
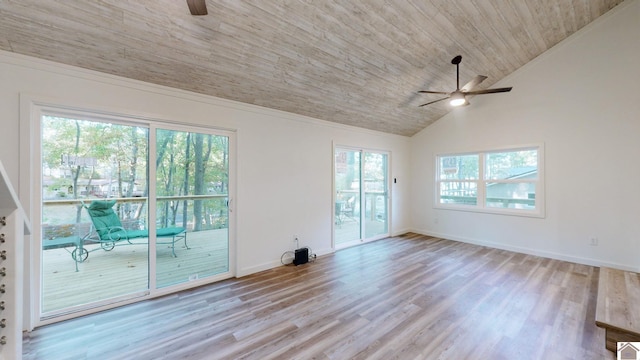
[0,1,623,136]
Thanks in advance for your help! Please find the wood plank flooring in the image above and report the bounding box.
[23,233,613,359]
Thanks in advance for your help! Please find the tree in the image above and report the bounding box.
[182,132,191,230]
[42,116,149,224]
[193,133,212,231]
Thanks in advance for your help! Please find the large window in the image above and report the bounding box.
[436,145,543,217]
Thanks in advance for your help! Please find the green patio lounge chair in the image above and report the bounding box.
[84,200,188,257]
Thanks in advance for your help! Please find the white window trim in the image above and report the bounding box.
[332,143,392,248]
[20,94,237,329]
[434,144,545,218]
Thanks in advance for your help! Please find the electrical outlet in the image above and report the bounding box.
[589,237,598,246]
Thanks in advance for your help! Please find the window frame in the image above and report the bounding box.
[434,144,544,218]
[21,97,237,329]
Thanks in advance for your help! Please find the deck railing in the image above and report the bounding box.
[42,194,229,238]
[42,194,227,206]
[440,195,535,207]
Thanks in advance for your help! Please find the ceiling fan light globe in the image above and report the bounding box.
[449,92,466,106]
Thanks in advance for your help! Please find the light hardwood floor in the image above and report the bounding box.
[24,233,613,359]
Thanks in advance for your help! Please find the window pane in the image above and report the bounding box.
[41,115,149,314]
[335,149,361,246]
[439,155,479,180]
[439,181,477,205]
[486,182,536,209]
[485,150,537,180]
[364,152,388,239]
[155,129,230,288]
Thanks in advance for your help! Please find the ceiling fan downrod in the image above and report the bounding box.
[187,0,208,16]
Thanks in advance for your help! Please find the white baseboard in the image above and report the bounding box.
[236,246,335,278]
[314,247,335,258]
[409,228,639,272]
[391,228,412,237]
[236,260,282,278]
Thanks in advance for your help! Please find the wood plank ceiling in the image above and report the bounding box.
[0,0,623,136]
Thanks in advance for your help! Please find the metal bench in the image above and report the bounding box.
[42,235,87,272]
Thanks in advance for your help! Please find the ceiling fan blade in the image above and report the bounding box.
[187,0,208,15]
[461,75,488,92]
[418,90,450,95]
[419,97,450,107]
[465,87,512,95]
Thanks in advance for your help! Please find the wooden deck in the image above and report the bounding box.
[41,229,229,314]
[26,234,613,360]
[335,217,386,246]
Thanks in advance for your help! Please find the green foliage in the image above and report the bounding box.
[42,116,149,189]
[42,116,229,230]
[486,150,537,179]
[155,128,229,229]
[440,154,479,180]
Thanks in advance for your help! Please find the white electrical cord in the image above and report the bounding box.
[281,251,294,265]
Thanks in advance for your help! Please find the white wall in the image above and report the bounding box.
[0,0,635,290]
[0,51,411,278]
[410,0,640,271]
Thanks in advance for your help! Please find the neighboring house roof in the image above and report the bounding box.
[504,167,537,180]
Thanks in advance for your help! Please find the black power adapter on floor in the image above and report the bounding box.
[293,247,309,266]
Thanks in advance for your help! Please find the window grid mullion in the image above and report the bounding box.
[478,153,486,208]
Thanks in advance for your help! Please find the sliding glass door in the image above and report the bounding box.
[155,128,230,288]
[38,111,233,321]
[334,148,389,248]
